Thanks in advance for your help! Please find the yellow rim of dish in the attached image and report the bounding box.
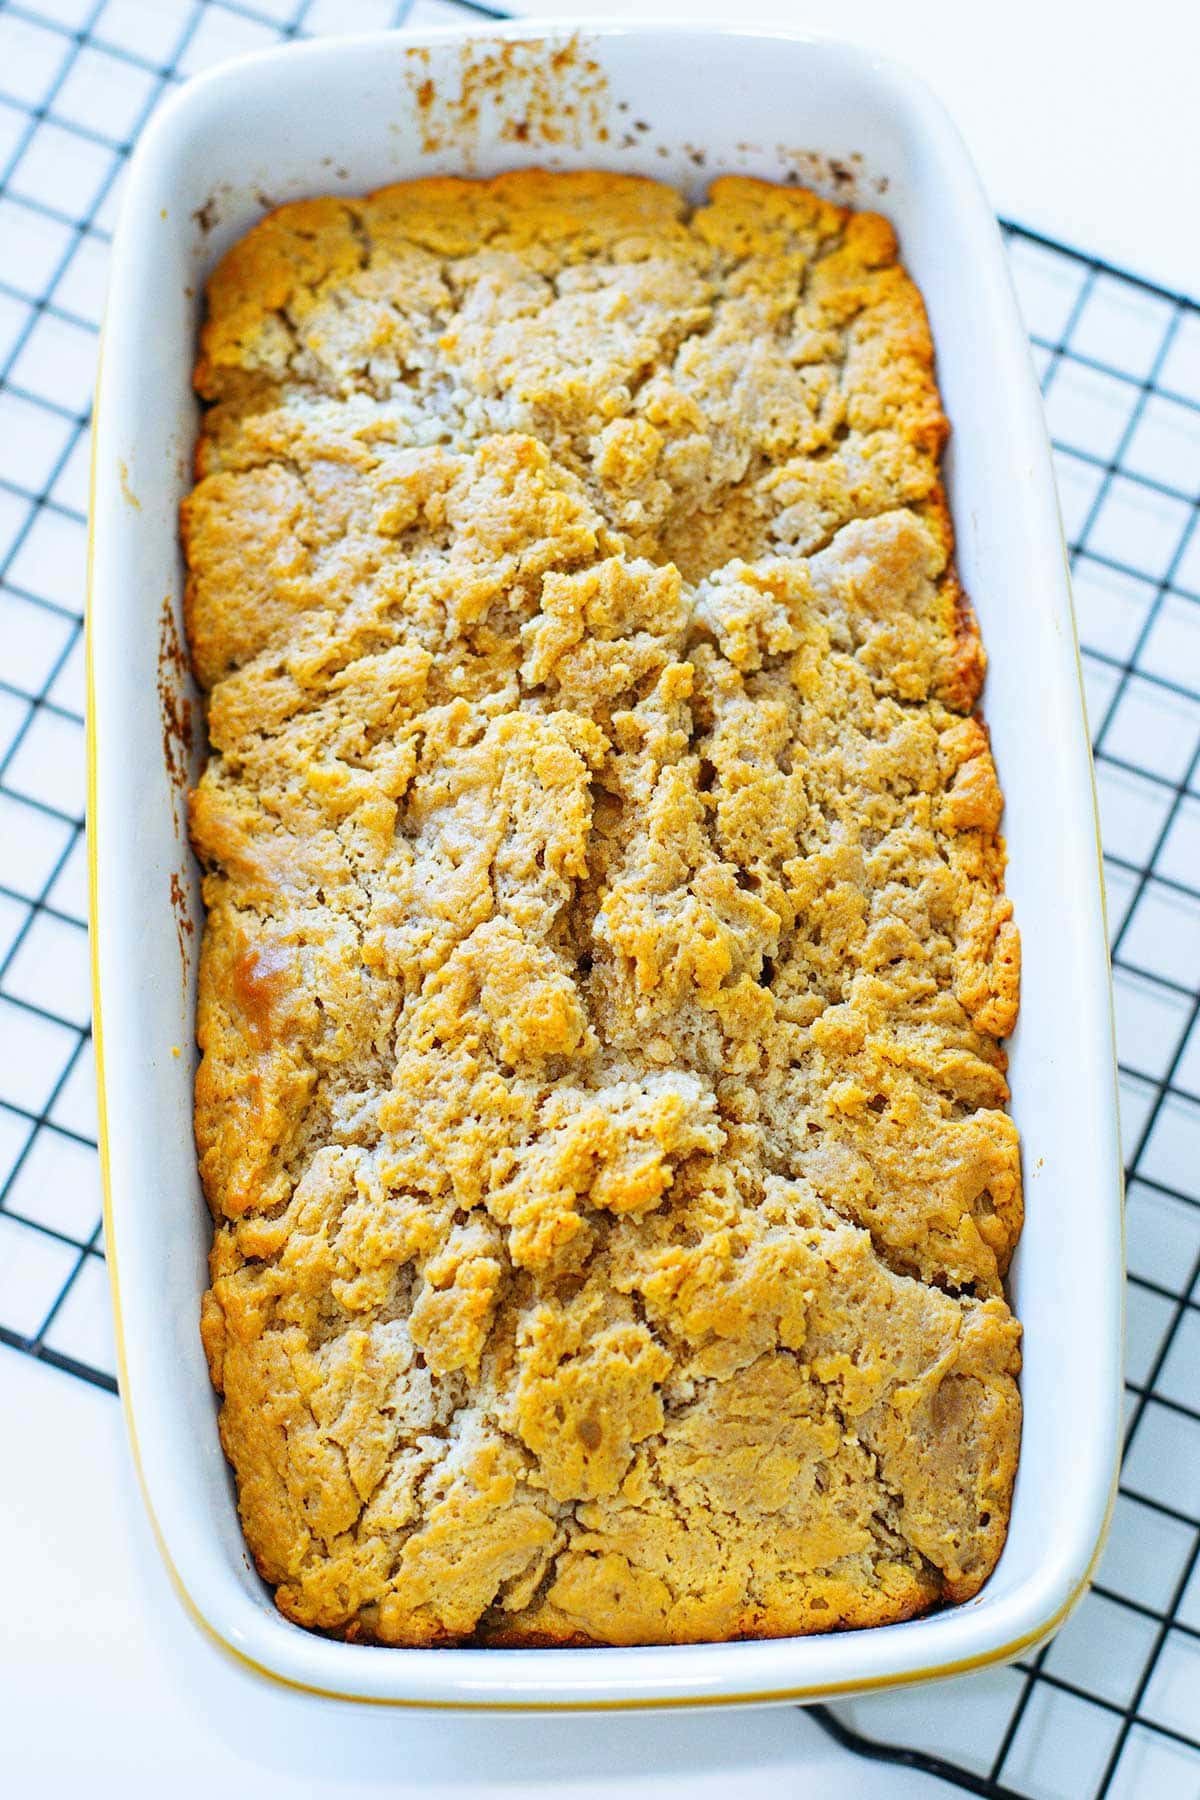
[85,330,1122,1712]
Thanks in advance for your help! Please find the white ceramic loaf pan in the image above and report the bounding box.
[88,21,1123,1709]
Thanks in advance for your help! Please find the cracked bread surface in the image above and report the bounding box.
[184,170,1022,1648]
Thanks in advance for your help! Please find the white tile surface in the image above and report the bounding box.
[0,195,75,297]
[49,425,93,515]
[3,706,85,814]
[95,0,199,66]
[1121,1401,1200,1518]
[9,308,101,414]
[1139,1093,1200,1202]
[1160,313,1200,407]
[1072,556,1157,662]
[1120,888,1200,992]
[46,1034,97,1136]
[0,1102,34,1187]
[0,10,71,108]
[1123,1281,1175,1390]
[999,1685,1123,1800]
[0,389,76,489]
[51,43,160,143]
[1044,360,1138,464]
[0,1212,77,1333]
[0,585,74,693]
[1125,1182,1200,1296]
[0,886,28,962]
[1111,967,1192,1081]
[2,908,91,1026]
[8,116,117,217]
[1071,274,1178,383]
[0,992,78,1113]
[1085,474,1194,582]
[43,825,88,919]
[1157,1311,1200,1413]
[0,791,73,896]
[0,287,32,365]
[175,2,281,74]
[1041,1590,1157,1710]
[5,1121,103,1243]
[1140,1632,1200,1740]
[47,628,86,714]
[49,228,110,323]
[40,1249,115,1373]
[0,486,33,562]
[1097,1493,1196,1615]
[7,503,89,609]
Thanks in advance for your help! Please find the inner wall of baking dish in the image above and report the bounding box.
[104,24,1116,1686]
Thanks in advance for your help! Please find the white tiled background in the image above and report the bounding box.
[0,3,1197,1798]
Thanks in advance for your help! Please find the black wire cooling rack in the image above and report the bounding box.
[0,3,1196,1794]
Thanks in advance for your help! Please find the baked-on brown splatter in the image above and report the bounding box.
[404,34,610,160]
[169,868,196,990]
[118,459,141,511]
[158,594,193,835]
[161,597,197,986]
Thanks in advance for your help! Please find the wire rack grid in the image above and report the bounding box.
[0,3,1196,1796]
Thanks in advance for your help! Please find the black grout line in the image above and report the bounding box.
[1082,646,1200,715]
[0,673,84,725]
[0,777,82,828]
[0,877,85,929]
[0,1016,91,1196]
[0,1195,103,1254]
[1051,433,1200,511]
[1118,1062,1200,1112]
[1025,259,1099,401]
[1096,745,1198,799]
[0,264,105,334]
[0,0,109,197]
[1087,521,1200,768]
[1003,217,1199,310]
[1088,1579,1200,1641]
[1111,957,1200,1006]
[30,1211,104,1347]
[1126,1168,1200,1212]
[1124,1381,1200,1429]
[0,982,88,1035]
[1094,1528,1200,1797]
[0,1091,96,1151]
[1109,738,1200,968]
[1113,998,1200,1458]
[1068,306,1193,740]
[0,612,81,789]
[1116,1485,1200,1534]
[0,1326,117,1393]
[1128,1271,1200,1315]
[2,374,94,424]
[1,576,86,626]
[1105,847,1200,906]
[1027,329,1200,417]
[1072,541,1200,610]
[0,475,88,527]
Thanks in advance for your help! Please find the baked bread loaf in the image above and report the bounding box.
[184,171,1022,1648]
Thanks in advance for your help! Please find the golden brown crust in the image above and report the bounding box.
[184,171,1022,1649]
